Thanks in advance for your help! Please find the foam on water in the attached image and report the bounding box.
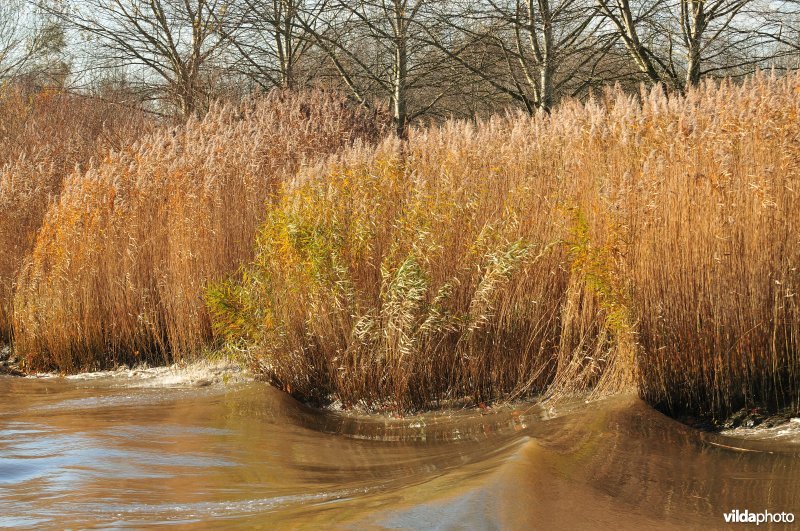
[721,417,800,444]
[59,359,249,389]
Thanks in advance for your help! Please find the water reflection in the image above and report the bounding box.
[0,375,798,528]
[374,397,800,529]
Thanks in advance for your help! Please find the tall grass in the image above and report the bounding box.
[0,84,152,342]
[206,106,638,410]
[6,75,798,418]
[208,74,800,416]
[629,79,800,416]
[12,90,386,372]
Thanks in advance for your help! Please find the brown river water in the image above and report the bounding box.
[1,369,799,529]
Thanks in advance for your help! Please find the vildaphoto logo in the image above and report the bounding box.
[724,509,795,525]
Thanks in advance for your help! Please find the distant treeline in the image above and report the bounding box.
[3,0,800,134]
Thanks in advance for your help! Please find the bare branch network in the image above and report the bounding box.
[4,0,799,128]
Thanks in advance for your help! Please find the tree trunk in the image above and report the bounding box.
[394,34,408,138]
[685,0,705,88]
[686,43,701,87]
[539,0,554,111]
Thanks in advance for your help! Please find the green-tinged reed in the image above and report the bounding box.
[208,74,800,416]
[206,109,637,410]
[5,75,798,418]
[12,90,386,371]
[0,85,152,342]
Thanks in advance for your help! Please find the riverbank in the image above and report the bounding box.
[0,343,247,388]
[679,406,800,434]
[4,339,799,439]
[206,74,800,417]
[60,359,248,389]
[0,344,22,376]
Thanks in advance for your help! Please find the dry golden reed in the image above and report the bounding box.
[208,108,634,410]
[6,75,798,418]
[629,78,800,416]
[0,84,151,342]
[12,90,386,371]
[209,73,800,416]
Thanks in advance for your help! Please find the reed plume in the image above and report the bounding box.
[0,84,151,342]
[13,90,385,371]
[209,74,800,416]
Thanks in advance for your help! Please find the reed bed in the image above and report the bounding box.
[207,135,593,409]
[12,90,386,371]
[206,100,639,410]
[0,85,151,341]
[629,79,800,416]
[208,74,800,416]
[6,75,798,418]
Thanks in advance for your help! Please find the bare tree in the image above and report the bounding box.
[425,0,617,113]
[1,0,65,82]
[49,0,234,115]
[215,0,329,89]
[31,0,800,120]
[295,0,451,137]
[753,0,800,68]
[1,0,33,80]
[596,0,772,90]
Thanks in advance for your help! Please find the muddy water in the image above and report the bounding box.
[1,373,798,529]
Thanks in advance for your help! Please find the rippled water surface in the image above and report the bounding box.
[1,373,799,528]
